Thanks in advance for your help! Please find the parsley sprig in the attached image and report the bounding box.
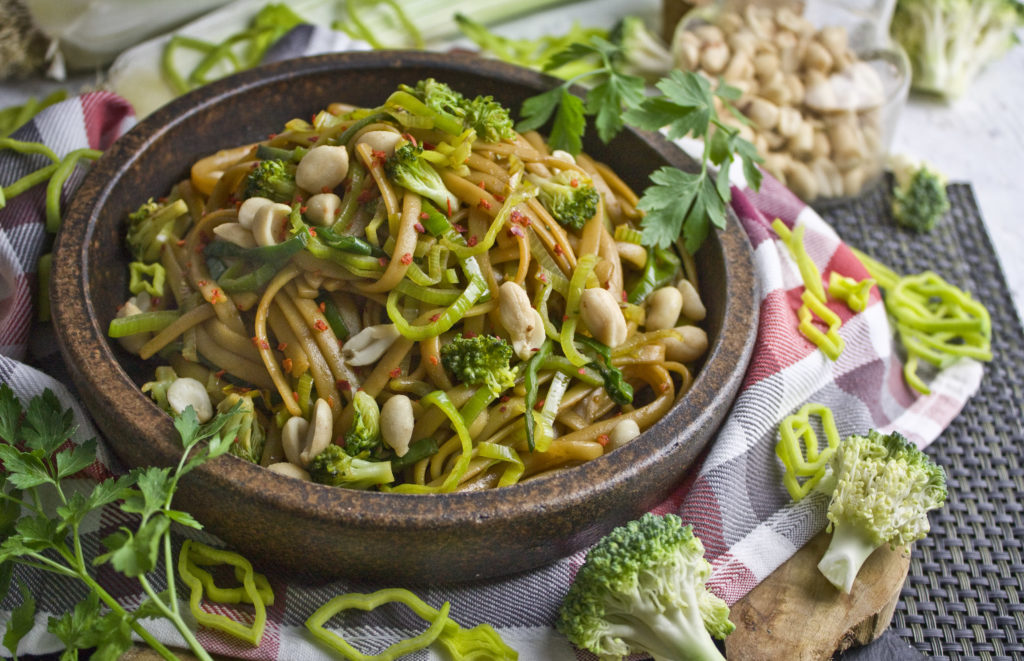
[516,38,763,254]
[0,383,243,661]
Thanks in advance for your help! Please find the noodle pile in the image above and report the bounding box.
[111,79,710,492]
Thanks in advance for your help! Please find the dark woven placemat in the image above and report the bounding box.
[819,183,1024,660]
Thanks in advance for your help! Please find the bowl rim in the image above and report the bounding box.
[53,51,757,540]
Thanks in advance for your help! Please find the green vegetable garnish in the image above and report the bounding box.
[441,334,517,397]
[889,154,950,232]
[0,383,250,661]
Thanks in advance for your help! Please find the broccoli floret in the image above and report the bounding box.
[611,16,674,83]
[528,170,600,231]
[126,197,191,263]
[342,390,382,457]
[557,513,733,661]
[889,154,950,232]
[307,444,395,490]
[384,143,460,213]
[891,0,1024,100]
[218,392,266,464]
[242,158,297,203]
[396,78,515,142]
[440,335,517,397]
[818,430,947,593]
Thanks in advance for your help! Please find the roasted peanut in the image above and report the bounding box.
[498,281,546,360]
[677,279,707,321]
[609,418,642,450]
[167,377,213,423]
[212,222,257,249]
[381,394,414,457]
[251,202,291,247]
[299,398,333,466]
[580,287,627,348]
[646,287,684,331]
[343,324,400,366]
[305,193,342,226]
[281,416,309,467]
[296,145,349,193]
[661,326,710,363]
[267,462,310,481]
[237,196,273,229]
[354,130,401,156]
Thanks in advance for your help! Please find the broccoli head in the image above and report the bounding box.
[889,154,950,232]
[818,430,947,593]
[891,0,1024,100]
[528,170,600,231]
[243,158,297,203]
[440,335,517,397]
[399,78,515,142]
[308,444,395,490]
[342,390,382,457]
[126,197,191,263]
[557,513,733,661]
[218,392,266,464]
[384,143,459,213]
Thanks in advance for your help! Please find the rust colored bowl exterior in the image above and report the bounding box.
[53,51,756,583]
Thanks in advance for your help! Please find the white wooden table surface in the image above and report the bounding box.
[1,0,1021,324]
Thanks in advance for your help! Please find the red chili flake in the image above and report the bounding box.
[422,141,435,150]
[378,256,389,267]
[596,434,610,447]
[604,281,611,289]
[563,314,570,321]
[463,330,477,339]
[419,211,429,220]
[493,193,506,202]
[282,358,293,372]
[500,405,508,413]
[538,272,549,283]
[414,222,425,233]
[400,252,413,265]
[531,347,540,352]
[251,337,271,350]
[478,180,486,190]
[300,205,308,214]
[292,391,300,402]
[309,136,319,142]
[429,355,440,366]
[453,223,466,233]
[477,198,492,210]
[660,381,670,392]
[510,211,526,226]
[318,301,326,313]
[277,342,288,351]
[570,178,579,188]
[553,244,564,256]
[467,235,479,247]
[308,228,317,237]
[358,188,376,203]
[508,226,525,238]
[578,367,586,375]
[446,197,452,217]
[176,239,186,247]
[215,369,226,379]
[209,288,223,304]
[621,289,628,302]
[314,319,328,332]
[403,133,418,147]
[372,149,387,163]
[151,297,162,307]
[499,395,510,402]
[268,133,277,139]
[534,399,545,411]
[430,313,441,322]
[389,367,402,378]
[336,379,352,392]
[194,243,205,254]
[197,280,208,287]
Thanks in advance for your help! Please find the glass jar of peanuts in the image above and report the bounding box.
[671,0,910,203]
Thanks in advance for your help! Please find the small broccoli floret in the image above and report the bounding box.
[441,335,517,397]
[612,16,674,83]
[126,197,191,262]
[397,78,516,142]
[243,158,297,203]
[342,390,382,457]
[308,444,395,490]
[527,170,600,231]
[891,0,1024,100]
[889,154,950,232]
[384,143,459,213]
[218,392,266,464]
[818,430,947,593]
[557,513,733,661]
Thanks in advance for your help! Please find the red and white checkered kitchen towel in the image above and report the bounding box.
[0,90,982,659]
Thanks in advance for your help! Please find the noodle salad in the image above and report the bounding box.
[108,79,710,493]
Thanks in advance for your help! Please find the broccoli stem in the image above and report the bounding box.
[817,523,880,594]
[607,600,726,661]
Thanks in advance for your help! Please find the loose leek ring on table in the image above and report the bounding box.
[111,79,711,492]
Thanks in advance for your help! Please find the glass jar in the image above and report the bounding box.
[670,0,910,204]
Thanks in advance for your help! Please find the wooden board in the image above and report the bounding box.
[726,530,910,661]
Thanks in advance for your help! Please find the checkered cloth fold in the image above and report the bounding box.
[0,86,980,659]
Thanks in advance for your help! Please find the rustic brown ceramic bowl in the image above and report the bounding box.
[53,51,757,583]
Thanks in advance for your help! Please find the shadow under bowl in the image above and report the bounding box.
[52,51,757,583]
